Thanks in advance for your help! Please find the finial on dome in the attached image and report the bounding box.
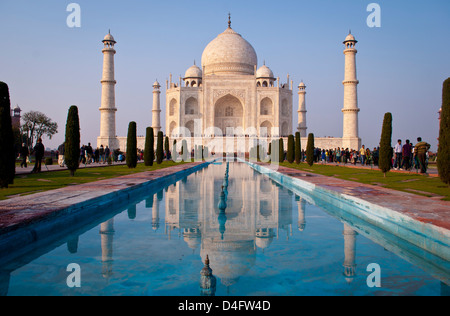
[228,13,231,28]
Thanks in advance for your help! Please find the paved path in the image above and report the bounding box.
[15,161,128,175]
[0,162,205,235]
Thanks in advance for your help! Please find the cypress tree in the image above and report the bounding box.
[438,78,450,186]
[287,134,295,163]
[295,132,301,164]
[144,127,154,166]
[378,112,393,177]
[0,82,15,188]
[172,139,178,162]
[65,105,80,177]
[279,138,284,163]
[181,139,188,161]
[164,136,170,160]
[156,131,164,164]
[306,133,315,166]
[126,121,137,168]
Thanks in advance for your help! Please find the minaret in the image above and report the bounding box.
[98,31,118,150]
[342,31,361,150]
[152,80,161,134]
[297,82,307,137]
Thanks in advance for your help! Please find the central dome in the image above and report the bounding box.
[201,26,257,76]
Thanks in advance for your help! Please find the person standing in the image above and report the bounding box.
[19,143,29,168]
[31,138,44,173]
[393,139,403,170]
[104,146,110,164]
[402,139,412,170]
[57,142,65,167]
[359,145,366,165]
[99,145,105,163]
[414,137,431,174]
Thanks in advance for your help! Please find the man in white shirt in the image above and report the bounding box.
[393,139,403,170]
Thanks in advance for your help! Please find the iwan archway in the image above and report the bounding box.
[214,94,244,136]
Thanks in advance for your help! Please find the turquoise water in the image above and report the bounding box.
[0,161,448,296]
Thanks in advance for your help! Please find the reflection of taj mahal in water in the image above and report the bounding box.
[98,162,359,292]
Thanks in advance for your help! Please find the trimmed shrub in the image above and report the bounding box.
[295,132,301,164]
[306,133,315,166]
[144,127,154,166]
[279,138,284,163]
[438,78,450,186]
[156,131,164,164]
[126,121,137,168]
[0,82,15,187]
[164,136,170,160]
[65,105,80,176]
[378,112,393,177]
[287,134,295,163]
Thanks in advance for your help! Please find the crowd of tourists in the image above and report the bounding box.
[303,137,431,174]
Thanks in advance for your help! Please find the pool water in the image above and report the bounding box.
[0,161,448,296]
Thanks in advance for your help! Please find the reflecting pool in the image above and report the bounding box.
[0,161,448,296]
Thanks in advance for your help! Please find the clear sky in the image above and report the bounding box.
[1,0,449,152]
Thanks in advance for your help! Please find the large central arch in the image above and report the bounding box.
[214,94,244,135]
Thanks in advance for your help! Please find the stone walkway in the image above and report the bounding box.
[259,162,450,231]
[0,162,205,235]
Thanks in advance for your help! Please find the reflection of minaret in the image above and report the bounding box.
[152,194,160,230]
[296,196,306,231]
[343,223,357,282]
[100,219,115,279]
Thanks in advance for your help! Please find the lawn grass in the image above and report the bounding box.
[279,162,450,201]
[1,161,188,201]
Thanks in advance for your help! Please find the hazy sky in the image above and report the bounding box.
[1,0,449,152]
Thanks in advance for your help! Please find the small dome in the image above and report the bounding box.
[13,104,21,111]
[184,64,203,78]
[298,81,306,88]
[153,80,160,87]
[344,32,356,43]
[256,65,274,79]
[103,32,116,43]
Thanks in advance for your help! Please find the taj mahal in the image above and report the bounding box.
[97,16,361,153]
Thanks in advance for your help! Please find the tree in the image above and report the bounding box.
[181,139,188,162]
[164,136,170,160]
[378,112,393,177]
[65,105,80,176]
[21,110,58,149]
[126,121,137,168]
[438,78,450,186]
[156,131,164,164]
[279,138,285,163]
[287,134,295,163]
[295,132,301,164]
[306,133,315,166]
[172,139,178,162]
[144,127,154,166]
[0,82,15,188]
